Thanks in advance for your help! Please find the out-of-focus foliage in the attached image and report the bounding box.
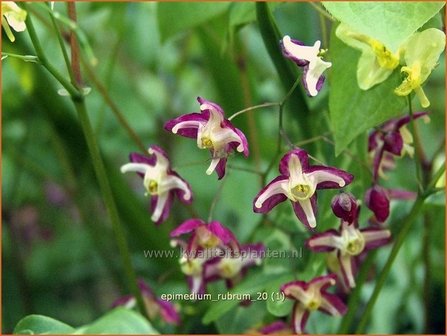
[2,1,445,334]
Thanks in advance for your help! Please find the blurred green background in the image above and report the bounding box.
[2,2,445,334]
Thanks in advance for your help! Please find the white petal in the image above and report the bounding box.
[282,35,320,63]
[120,162,149,174]
[172,120,201,134]
[254,179,287,209]
[161,175,192,201]
[206,158,221,175]
[306,168,346,187]
[362,230,390,244]
[298,198,316,228]
[339,255,355,288]
[151,192,168,222]
[305,58,332,97]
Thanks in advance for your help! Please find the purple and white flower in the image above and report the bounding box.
[281,35,332,97]
[120,145,192,224]
[368,112,429,180]
[306,193,391,288]
[164,97,249,179]
[112,279,180,325]
[170,218,240,255]
[253,148,353,229]
[281,274,347,334]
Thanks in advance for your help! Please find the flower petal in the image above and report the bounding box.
[164,113,206,138]
[365,185,390,222]
[281,35,319,65]
[156,298,180,325]
[291,303,309,334]
[303,58,331,97]
[253,176,288,213]
[383,130,404,155]
[150,192,173,224]
[208,221,239,247]
[361,228,391,250]
[281,36,309,67]
[171,219,204,237]
[320,292,347,316]
[279,148,309,176]
[306,229,340,252]
[214,157,227,180]
[292,196,317,229]
[306,166,354,189]
[338,254,356,288]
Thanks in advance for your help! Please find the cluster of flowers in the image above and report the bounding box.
[115,28,440,332]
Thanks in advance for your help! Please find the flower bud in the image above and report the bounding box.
[365,185,390,223]
[331,192,358,223]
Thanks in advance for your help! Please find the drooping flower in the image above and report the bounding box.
[281,274,347,334]
[1,2,26,42]
[281,35,332,97]
[368,112,429,180]
[306,193,391,288]
[112,279,180,325]
[164,97,249,179]
[253,148,353,229]
[170,218,240,255]
[364,185,390,223]
[394,28,446,108]
[335,23,400,90]
[120,145,192,224]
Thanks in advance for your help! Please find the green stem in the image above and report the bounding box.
[407,96,423,192]
[1,52,39,62]
[355,195,427,333]
[73,99,147,317]
[23,3,81,99]
[228,102,279,121]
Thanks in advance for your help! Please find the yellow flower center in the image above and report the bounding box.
[370,40,399,70]
[306,299,320,311]
[201,137,214,149]
[394,61,430,107]
[291,184,312,201]
[345,237,365,256]
[218,259,241,278]
[144,179,158,195]
[180,259,202,276]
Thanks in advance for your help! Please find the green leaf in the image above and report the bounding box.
[157,2,231,42]
[78,308,159,334]
[14,315,75,334]
[329,24,406,155]
[265,274,295,317]
[322,2,445,51]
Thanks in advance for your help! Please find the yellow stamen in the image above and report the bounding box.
[291,184,312,200]
[201,137,214,149]
[370,40,399,70]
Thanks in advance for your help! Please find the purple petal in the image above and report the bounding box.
[204,257,223,282]
[259,321,291,334]
[215,157,227,180]
[308,273,337,292]
[281,280,308,298]
[306,229,339,252]
[164,112,206,138]
[368,131,380,152]
[331,193,358,223]
[150,192,174,225]
[365,185,390,223]
[111,295,134,308]
[280,36,309,67]
[292,195,317,230]
[222,119,250,157]
[279,148,309,176]
[361,227,392,250]
[320,292,347,316]
[383,131,404,155]
[394,111,429,129]
[387,188,417,200]
[302,65,325,97]
[306,165,354,189]
[253,176,288,213]
[170,218,204,237]
[137,279,155,299]
[168,170,193,204]
[208,221,239,247]
[291,302,309,334]
[156,298,180,325]
[129,152,154,178]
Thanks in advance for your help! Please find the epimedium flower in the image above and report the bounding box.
[306,193,391,288]
[281,35,332,97]
[164,97,249,180]
[394,28,446,108]
[281,274,347,334]
[364,185,390,223]
[2,2,26,42]
[170,218,240,255]
[368,112,429,181]
[253,148,353,229]
[112,279,180,325]
[120,145,192,224]
[335,23,400,90]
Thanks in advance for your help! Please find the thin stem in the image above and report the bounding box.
[355,193,432,333]
[1,52,39,63]
[207,173,229,222]
[67,3,82,85]
[74,99,147,317]
[228,164,263,176]
[47,3,76,85]
[80,56,148,153]
[308,2,335,22]
[23,3,81,99]
[227,102,279,121]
